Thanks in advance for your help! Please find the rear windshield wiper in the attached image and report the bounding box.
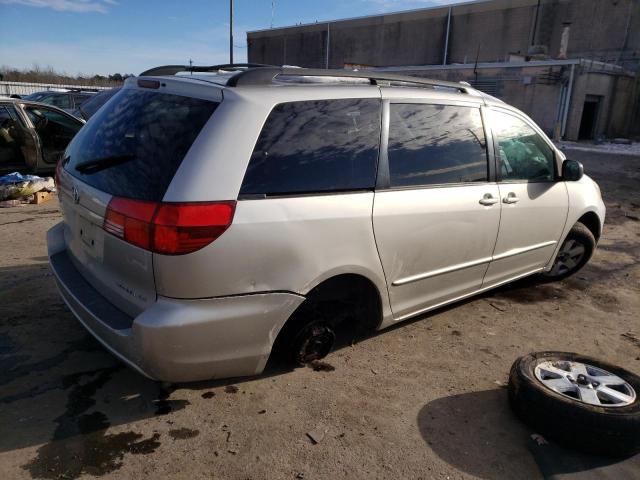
[74,154,135,174]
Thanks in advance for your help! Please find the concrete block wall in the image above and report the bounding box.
[447,0,534,63]
[389,65,567,138]
[248,0,640,71]
[377,64,634,141]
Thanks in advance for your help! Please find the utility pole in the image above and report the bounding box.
[229,0,234,66]
[271,0,275,29]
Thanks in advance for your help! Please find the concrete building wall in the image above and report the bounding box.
[542,0,640,63]
[247,0,639,140]
[604,76,635,138]
[376,62,634,141]
[388,64,567,138]
[251,25,328,68]
[328,14,447,67]
[248,0,640,71]
[565,72,636,140]
[447,0,534,63]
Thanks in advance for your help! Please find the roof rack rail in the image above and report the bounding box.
[139,63,273,77]
[225,67,474,93]
[138,64,476,94]
[67,87,100,92]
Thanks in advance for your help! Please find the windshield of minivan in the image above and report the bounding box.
[64,88,218,201]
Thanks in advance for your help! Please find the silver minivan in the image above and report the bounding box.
[48,66,605,382]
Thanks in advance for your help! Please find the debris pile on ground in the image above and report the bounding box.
[0,172,56,207]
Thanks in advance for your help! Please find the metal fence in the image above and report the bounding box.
[0,81,112,97]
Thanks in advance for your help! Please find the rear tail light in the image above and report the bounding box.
[103,197,236,255]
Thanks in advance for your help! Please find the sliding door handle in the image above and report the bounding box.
[503,192,520,204]
[479,193,499,206]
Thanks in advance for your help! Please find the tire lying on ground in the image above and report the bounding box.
[508,351,640,458]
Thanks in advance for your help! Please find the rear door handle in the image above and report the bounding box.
[503,192,519,204]
[479,193,499,206]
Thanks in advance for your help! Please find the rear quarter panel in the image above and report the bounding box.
[153,192,392,323]
[157,85,394,324]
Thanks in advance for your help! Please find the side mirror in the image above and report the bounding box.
[562,159,584,181]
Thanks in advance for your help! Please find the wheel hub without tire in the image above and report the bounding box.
[535,360,636,407]
[293,324,335,365]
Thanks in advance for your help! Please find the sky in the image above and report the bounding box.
[0,0,456,76]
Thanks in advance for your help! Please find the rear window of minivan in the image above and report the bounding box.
[64,88,218,201]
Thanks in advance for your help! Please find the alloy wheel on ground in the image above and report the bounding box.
[534,360,636,407]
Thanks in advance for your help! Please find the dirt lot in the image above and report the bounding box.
[1,149,639,480]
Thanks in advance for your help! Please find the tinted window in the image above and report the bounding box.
[64,89,218,201]
[24,92,49,101]
[72,94,92,107]
[41,94,72,109]
[490,110,555,182]
[0,106,13,123]
[240,98,381,196]
[0,105,19,122]
[79,88,120,119]
[388,104,488,187]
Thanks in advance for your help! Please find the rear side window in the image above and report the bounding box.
[72,94,91,107]
[64,89,218,201]
[240,98,381,196]
[388,104,488,187]
[43,94,72,110]
[79,88,120,119]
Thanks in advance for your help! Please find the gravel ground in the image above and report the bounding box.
[0,149,638,480]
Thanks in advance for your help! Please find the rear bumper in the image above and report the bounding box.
[47,222,305,382]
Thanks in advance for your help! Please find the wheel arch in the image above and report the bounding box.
[270,272,386,362]
[577,210,602,242]
[301,265,392,326]
[301,272,384,332]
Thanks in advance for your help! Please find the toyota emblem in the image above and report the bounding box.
[72,186,80,204]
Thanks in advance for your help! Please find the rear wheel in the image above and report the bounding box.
[542,223,595,281]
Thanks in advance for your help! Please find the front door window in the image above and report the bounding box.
[489,110,556,182]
